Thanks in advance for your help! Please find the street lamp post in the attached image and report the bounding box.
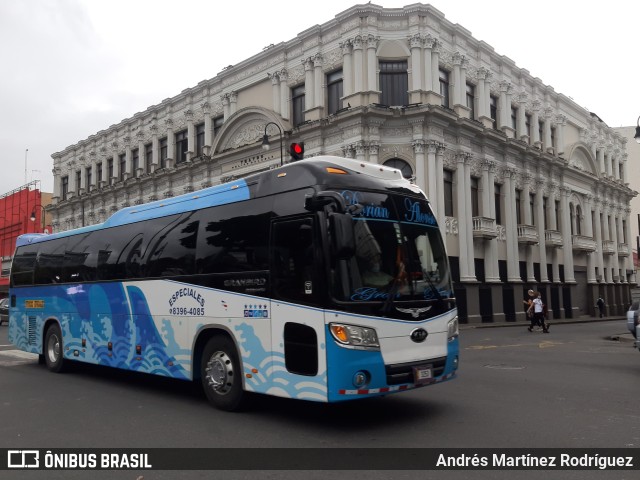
[30,205,46,232]
[261,122,284,167]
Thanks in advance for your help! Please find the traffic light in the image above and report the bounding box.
[289,142,304,161]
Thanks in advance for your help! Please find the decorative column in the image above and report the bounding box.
[150,124,159,173]
[435,144,446,238]
[165,119,175,169]
[531,100,542,149]
[201,102,212,155]
[585,195,597,283]
[222,93,230,120]
[185,109,194,162]
[456,154,470,282]
[517,94,528,142]
[555,115,566,156]
[366,35,379,99]
[452,53,470,118]
[279,69,289,120]
[88,156,97,192]
[560,186,575,282]
[483,159,500,282]
[499,81,514,138]
[269,73,280,114]
[476,67,492,128]
[522,174,535,282]
[536,179,549,282]
[426,142,438,206]
[463,153,476,281]
[352,36,364,94]
[593,198,605,282]
[431,41,441,103]
[355,142,367,162]
[409,34,422,104]
[136,131,145,175]
[111,143,119,184]
[78,157,86,194]
[413,140,426,193]
[314,53,324,113]
[228,92,237,116]
[340,41,353,98]
[368,143,379,164]
[423,35,435,94]
[304,58,315,110]
[501,169,517,281]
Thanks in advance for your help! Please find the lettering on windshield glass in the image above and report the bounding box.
[340,190,391,220]
[403,198,437,226]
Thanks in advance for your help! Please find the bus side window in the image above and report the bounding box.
[34,238,67,284]
[11,246,38,287]
[271,218,319,305]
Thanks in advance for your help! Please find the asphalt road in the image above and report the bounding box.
[0,319,638,480]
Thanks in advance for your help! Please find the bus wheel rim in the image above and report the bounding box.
[48,333,60,363]
[205,351,233,395]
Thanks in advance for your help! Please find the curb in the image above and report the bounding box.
[460,317,637,344]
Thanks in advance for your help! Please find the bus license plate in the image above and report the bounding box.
[413,365,433,384]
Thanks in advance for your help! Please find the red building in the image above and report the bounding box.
[0,180,51,296]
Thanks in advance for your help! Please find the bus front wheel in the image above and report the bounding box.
[201,336,245,411]
[44,323,66,373]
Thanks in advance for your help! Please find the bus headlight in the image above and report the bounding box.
[330,323,380,350]
[447,316,459,341]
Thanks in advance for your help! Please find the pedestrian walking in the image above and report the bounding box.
[596,296,605,318]
[528,291,549,333]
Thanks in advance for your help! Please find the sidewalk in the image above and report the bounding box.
[460,315,636,344]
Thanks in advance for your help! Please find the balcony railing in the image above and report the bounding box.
[517,224,538,244]
[602,240,615,255]
[618,244,630,257]
[544,229,563,247]
[571,235,596,252]
[472,216,497,239]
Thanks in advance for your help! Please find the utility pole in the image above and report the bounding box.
[24,149,28,184]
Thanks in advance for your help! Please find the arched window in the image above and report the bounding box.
[383,158,413,179]
[575,205,582,236]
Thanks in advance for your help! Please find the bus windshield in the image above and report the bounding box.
[332,190,452,304]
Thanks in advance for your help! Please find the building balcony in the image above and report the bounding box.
[517,224,538,244]
[472,216,497,239]
[618,244,630,257]
[602,240,615,256]
[544,229,563,247]
[571,234,597,252]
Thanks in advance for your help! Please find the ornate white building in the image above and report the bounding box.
[50,3,635,323]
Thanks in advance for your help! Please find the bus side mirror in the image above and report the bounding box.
[329,213,355,259]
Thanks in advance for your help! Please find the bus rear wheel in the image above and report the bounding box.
[201,336,245,411]
[44,323,67,373]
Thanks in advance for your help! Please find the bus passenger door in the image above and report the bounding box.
[268,217,328,401]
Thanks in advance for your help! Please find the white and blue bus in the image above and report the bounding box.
[8,156,458,411]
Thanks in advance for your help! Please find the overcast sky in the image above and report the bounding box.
[1,0,639,195]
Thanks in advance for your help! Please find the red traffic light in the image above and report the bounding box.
[289,142,304,161]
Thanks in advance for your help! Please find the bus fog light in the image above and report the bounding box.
[453,355,459,370]
[353,371,370,387]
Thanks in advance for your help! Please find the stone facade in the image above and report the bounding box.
[50,3,636,323]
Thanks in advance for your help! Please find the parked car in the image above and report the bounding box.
[0,297,8,326]
[627,301,639,340]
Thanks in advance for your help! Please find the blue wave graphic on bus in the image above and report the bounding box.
[235,323,327,401]
[12,283,189,380]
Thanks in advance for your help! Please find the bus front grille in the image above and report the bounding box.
[385,357,447,385]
